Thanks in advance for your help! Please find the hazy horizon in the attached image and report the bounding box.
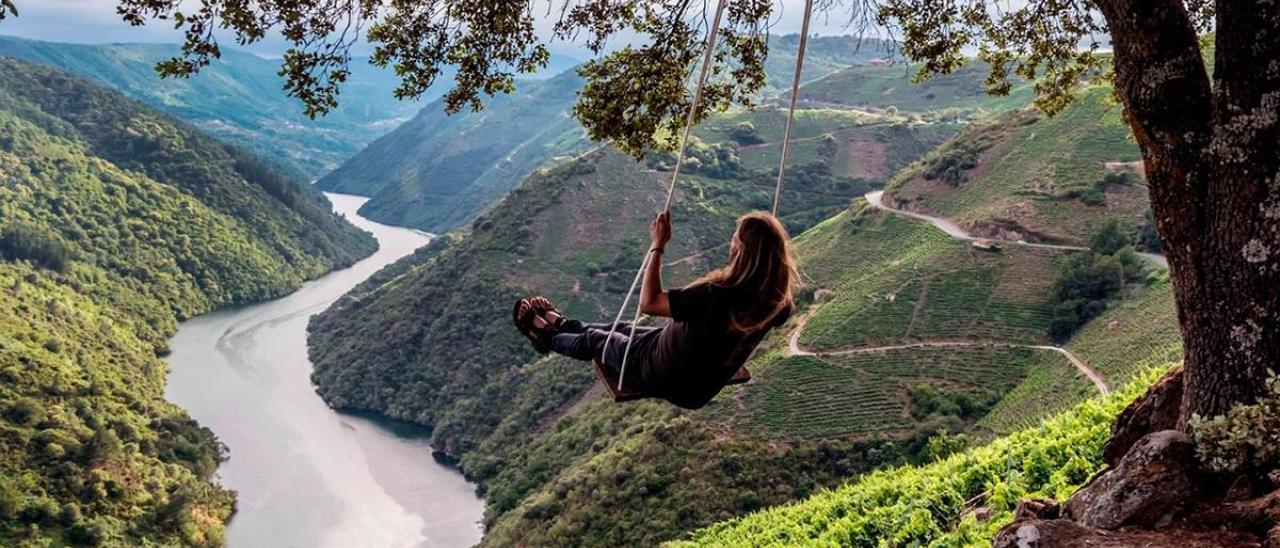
[0,1,880,59]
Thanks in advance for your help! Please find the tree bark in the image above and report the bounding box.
[1094,0,1280,425]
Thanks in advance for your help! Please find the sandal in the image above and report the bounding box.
[512,299,553,354]
[528,296,569,330]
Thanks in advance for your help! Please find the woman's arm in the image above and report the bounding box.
[640,211,672,317]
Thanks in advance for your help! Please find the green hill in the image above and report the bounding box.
[793,204,1064,351]
[684,201,1068,441]
[884,85,1148,245]
[795,61,1034,115]
[0,58,375,545]
[680,270,1181,545]
[675,167,1181,547]
[304,51,1177,546]
[698,196,1176,442]
[315,70,592,232]
[0,35,425,179]
[679,273,1181,544]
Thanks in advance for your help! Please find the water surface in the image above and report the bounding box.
[165,193,484,548]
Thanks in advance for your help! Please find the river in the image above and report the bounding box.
[164,193,484,548]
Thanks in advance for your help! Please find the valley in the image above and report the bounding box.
[0,23,1195,548]
[165,194,482,548]
[303,52,1181,546]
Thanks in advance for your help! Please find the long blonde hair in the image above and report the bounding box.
[692,211,798,333]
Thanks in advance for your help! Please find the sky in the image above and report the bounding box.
[0,1,874,58]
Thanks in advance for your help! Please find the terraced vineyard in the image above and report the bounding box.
[885,85,1149,245]
[979,350,1099,433]
[730,345,1072,439]
[695,199,1107,441]
[700,108,956,179]
[1066,278,1181,385]
[677,371,1165,547]
[793,202,1065,351]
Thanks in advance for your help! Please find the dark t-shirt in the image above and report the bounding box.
[641,284,791,409]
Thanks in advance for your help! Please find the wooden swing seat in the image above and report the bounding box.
[592,359,751,402]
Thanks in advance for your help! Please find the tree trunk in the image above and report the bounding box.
[1095,0,1280,425]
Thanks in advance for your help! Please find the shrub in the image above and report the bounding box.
[645,137,742,178]
[0,222,70,272]
[1078,186,1106,206]
[67,519,107,546]
[1190,371,1280,475]
[43,338,64,354]
[727,121,765,145]
[925,430,970,462]
[922,144,981,186]
[19,497,59,524]
[1135,207,1164,253]
[1047,252,1125,341]
[1062,172,1132,206]
[1090,220,1131,255]
[5,398,45,426]
[0,478,21,520]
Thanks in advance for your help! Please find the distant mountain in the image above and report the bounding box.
[320,34,896,233]
[0,35,425,178]
[795,61,1034,114]
[317,69,592,232]
[761,35,898,96]
[0,58,375,545]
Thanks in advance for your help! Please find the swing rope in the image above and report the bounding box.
[603,0,814,392]
[773,0,814,216]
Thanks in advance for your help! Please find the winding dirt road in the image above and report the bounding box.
[779,190,1134,397]
[787,325,1110,396]
[863,190,1169,269]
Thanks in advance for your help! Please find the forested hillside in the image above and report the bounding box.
[0,35,424,179]
[0,58,375,545]
[315,70,591,232]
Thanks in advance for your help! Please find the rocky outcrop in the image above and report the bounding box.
[994,367,1277,548]
[1101,366,1183,467]
[1063,430,1199,529]
[993,519,1260,548]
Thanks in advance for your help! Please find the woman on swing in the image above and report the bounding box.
[514,210,797,410]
